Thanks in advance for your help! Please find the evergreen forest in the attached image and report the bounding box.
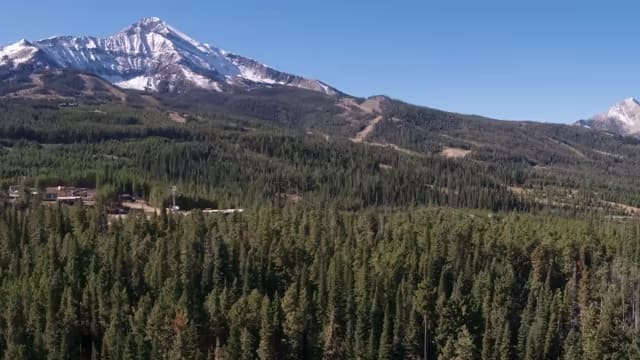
[1,98,640,359]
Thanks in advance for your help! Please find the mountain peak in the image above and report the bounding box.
[580,97,640,136]
[117,16,212,55]
[620,97,640,107]
[0,18,339,96]
[139,16,164,24]
[0,39,41,67]
[609,97,640,118]
[3,39,34,50]
[15,39,32,46]
[122,17,171,34]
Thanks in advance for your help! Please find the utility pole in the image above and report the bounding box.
[171,185,177,210]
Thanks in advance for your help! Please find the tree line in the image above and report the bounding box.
[0,204,638,359]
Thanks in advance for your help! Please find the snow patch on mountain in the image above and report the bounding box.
[580,97,640,136]
[106,75,156,91]
[238,67,285,85]
[595,98,640,126]
[0,40,40,67]
[0,17,338,95]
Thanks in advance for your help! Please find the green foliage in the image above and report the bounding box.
[4,87,640,360]
[0,99,526,211]
[0,204,636,359]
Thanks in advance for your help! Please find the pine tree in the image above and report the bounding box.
[377,303,393,360]
[367,286,383,360]
[257,296,276,360]
[101,285,129,360]
[453,325,476,360]
[403,303,422,360]
[354,282,370,359]
[562,328,582,360]
[414,280,432,360]
[392,285,405,358]
[543,292,562,359]
[59,286,78,357]
[282,283,304,359]
[168,313,202,360]
[4,287,29,360]
[239,327,255,360]
[440,339,456,360]
[45,270,63,359]
[498,322,512,360]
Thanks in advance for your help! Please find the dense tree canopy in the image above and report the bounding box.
[2,98,640,359]
[0,100,527,212]
[0,205,638,359]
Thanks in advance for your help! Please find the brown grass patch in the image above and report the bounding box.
[441,147,471,158]
[168,112,187,124]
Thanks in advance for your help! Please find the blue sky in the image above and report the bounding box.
[1,0,639,123]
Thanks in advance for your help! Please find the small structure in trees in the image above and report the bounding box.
[44,186,96,205]
[8,185,20,199]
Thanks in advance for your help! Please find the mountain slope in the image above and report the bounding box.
[576,97,640,136]
[4,16,640,212]
[0,17,338,95]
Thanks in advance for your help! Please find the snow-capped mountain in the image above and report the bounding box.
[0,40,58,73]
[0,40,41,67]
[0,17,337,95]
[576,98,640,136]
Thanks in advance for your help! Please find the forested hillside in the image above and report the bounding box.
[2,91,640,359]
[0,99,526,212]
[0,205,639,359]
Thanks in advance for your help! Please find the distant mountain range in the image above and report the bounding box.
[4,16,640,146]
[576,97,640,136]
[6,16,640,219]
[0,17,337,95]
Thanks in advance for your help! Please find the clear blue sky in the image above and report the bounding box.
[1,0,639,123]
